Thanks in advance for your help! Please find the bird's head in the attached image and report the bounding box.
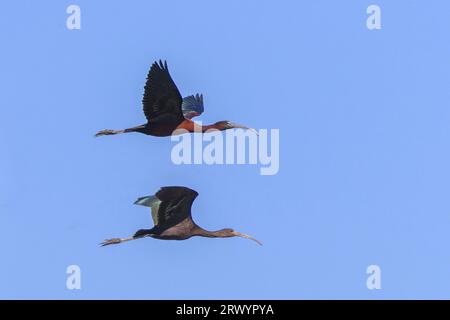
[219,228,262,245]
[214,121,258,135]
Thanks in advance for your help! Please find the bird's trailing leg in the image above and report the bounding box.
[100,236,134,246]
[100,234,149,247]
[95,129,125,137]
[95,124,146,137]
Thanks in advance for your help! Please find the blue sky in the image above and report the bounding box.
[1,0,450,299]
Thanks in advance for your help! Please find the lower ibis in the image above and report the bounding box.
[101,186,262,246]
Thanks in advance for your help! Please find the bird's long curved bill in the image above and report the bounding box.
[233,231,263,246]
[230,122,259,136]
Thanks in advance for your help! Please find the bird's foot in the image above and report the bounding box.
[100,238,123,246]
[95,129,120,137]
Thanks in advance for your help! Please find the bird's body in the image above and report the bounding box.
[101,186,261,246]
[95,60,254,138]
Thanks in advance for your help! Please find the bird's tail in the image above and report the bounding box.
[133,229,155,238]
[100,229,156,247]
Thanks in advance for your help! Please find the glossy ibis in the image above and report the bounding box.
[101,186,262,246]
[95,60,254,137]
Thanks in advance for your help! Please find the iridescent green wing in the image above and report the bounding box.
[134,195,161,225]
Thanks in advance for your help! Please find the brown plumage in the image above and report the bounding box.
[100,186,262,246]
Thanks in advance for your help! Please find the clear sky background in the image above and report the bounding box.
[1,0,450,299]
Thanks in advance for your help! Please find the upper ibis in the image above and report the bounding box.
[95,60,254,137]
[101,186,261,246]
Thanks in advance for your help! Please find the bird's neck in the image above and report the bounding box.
[176,120,226,133]
[202,121,233,132]
[124,124,147,133]
[193,226,227,238]
[199,125,215,132]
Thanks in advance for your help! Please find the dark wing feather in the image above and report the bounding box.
[154,186,198,228]
[142,60,184,121]
[135,186,198,230]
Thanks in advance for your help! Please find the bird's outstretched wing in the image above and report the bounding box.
[182,94,204,119]
[134,195,161,226]
[134,186,198,230]
[142,60,184,122]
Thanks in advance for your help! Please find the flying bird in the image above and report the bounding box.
[101,186,262,246]
[95,60,254,137]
